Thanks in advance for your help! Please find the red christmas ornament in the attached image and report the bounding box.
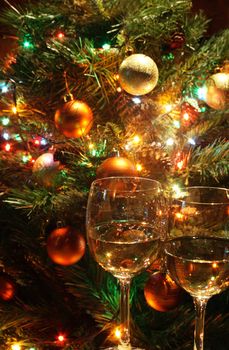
[144,271,184,312]
[55,99,93,138]
[0,274,15,301]
[96,156,137,178]
[47,226,86,266]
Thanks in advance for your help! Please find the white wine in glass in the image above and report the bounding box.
[86,176,164,349]
[165,186,229,350]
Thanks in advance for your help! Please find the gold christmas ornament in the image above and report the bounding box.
[208,73,229,91]
[205,85,226,110]
[96,156,137,178]
[55,99,93,138]
[119,53,159,96]
[47,226,86,266]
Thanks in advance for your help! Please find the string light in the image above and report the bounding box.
[102,43,111,50]
[4,143,11,151]
[88,143,94,150]
[182,112,189,121]
[114,327,121,339]
[2,132,10,140]
[173,120,180,128]
[132,135,141,145]
[176,159,184,170]
[1,83,9,93]
[132,97,141,104]
[2,117,10,126]
[40,138,48,146]
[56,32,65,39]
[175,212,184,220]
[196,86,207,100]
[136,163,143,172]
[12,106,17,114]
[116,87,122,93]
[34,139,40,146]
[57,334,66,343]
[188,138,196,145]
[166,138,174,146]
[164,104,173,113]
[11,344,21,350]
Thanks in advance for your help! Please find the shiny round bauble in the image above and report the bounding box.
[208,73,229,91]
[119,54,159,96]
[0,274,15,301]
[96,156,137,178]
[55,100,93,138]
[205,85,226,110]
[33,153,59,173]
[47,226,86,266]
[144,271,183,312]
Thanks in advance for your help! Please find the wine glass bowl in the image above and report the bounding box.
[165,186,229,350]
[86,176,163,349]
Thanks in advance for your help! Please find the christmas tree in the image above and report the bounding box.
[0,0,228,349]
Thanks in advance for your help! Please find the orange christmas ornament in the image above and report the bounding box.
[96,156,137,178]
[144,271,184,312]
[47,226,86,266]
[55,99,93,138]
[0,274,15,301]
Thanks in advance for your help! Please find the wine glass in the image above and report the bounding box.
[86,176,163,349]
[165,186,229,350]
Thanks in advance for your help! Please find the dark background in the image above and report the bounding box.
[0,0,228,60]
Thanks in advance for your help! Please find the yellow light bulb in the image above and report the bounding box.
[12,106,17,114]
[114,327,121,339]
[11,344,21,350]
[88,143,94,149]
[132,135,141,144]
[164,104,173,113]
[136,163,142,172]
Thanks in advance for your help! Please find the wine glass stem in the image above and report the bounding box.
[119,278,131,346]
[193,297,208,350]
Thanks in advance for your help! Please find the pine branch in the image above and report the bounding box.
[184,139,229,182]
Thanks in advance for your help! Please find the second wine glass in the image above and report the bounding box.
[86,176,163,349]
[165,186,229,350]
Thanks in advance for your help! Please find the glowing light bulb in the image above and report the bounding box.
[2,117,10,126]
[12,106,17,114]
[34,139,40,146]
[57,32,65,39]
[188,138,196,145]
[175,212,184,220]
[102,43,111,50]
[40,138,48,146]
[116,87,122,93]
[132,97,141,104]
[88,143,94,150]
[1,84,8,93]
[132,135,141,144]
[183,112,189,121]
[11,344,21,350]
[114,327,121,339]
[166,138,174,146]
[196,86,207,100]
[4,143,11,151]
[3,132,10,140]
[58,334,65,342]
[136,163,142,172]
[177,160,184,170]
[173,120,180,128]
[164,104,173,113]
